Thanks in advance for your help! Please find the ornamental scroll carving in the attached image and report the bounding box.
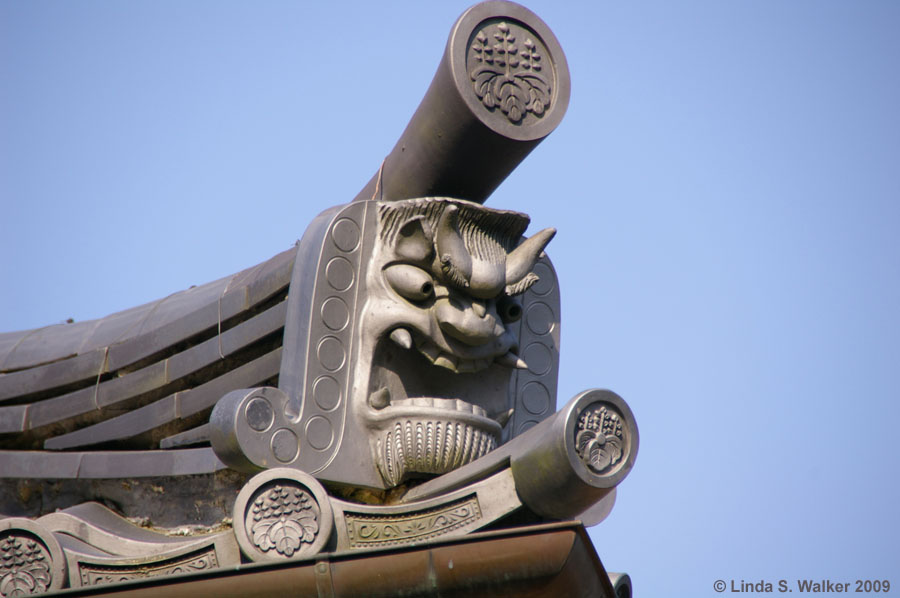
[345,495,481,548]
[78,550,218,587]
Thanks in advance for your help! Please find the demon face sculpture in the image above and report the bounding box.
[359,198,555,486]
[211,197,562,490]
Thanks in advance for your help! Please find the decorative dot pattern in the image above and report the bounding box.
[521,381,551,415]
[245,397,274,432]
[523,342,552,375]
[305,416,334,451]
[511,255,560,438]
[271,428,299,463]
[312,376,341,411]
[321,297,350,331]
[525,302,553,336]
[298,203,366,473]
[530,263,554,296]
[317,337,346,372]
[332,218,361,252]
[325,257,354,292]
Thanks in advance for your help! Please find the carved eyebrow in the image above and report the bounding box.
[394,216,434,263]
[505,272,539,297]
[439,255,471,291]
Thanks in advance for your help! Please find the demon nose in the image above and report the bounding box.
[435,297,504,346]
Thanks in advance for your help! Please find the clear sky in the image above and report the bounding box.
[2,1,898,594]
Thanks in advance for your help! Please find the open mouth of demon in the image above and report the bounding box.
[364,332,519,486]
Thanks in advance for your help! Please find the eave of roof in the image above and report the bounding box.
[47,521,618,598]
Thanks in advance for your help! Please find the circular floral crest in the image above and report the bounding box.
[574,404,625,475]
[0,534,52,597]
[248,484,320,558]
[469,21,551,124]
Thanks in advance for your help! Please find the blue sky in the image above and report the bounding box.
[2,1,898,594]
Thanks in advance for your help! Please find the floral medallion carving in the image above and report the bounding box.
[0,534,51,597]
[0,521,64,597]
[248,484,320,558]
[574,403,626,475]
[468,20,552,125]
[232,469,334,562]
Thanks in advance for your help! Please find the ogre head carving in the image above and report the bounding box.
[361,199,555,486]
[211,197,562,490]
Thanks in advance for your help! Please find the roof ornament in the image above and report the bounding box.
[0,3,638,595]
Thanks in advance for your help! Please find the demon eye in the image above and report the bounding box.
[384,264,435,302]
[497,295,522,323]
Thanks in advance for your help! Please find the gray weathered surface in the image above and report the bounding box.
[0,250,292,462]
[0,302,286,438]
[0,447,226,479]
[1,470,248,526]
[0,246,293,391]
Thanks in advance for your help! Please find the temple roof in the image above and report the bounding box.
[0,247,295,481]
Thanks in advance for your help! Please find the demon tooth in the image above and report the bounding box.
[495,351,528,370]
[419,342,441,362]
[433,353,459,371]
[389,328,414,350]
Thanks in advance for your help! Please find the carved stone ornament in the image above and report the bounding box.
[365,198,556,486]
[469,20,552,124]
[0,520,65,597]
[0,537,51,597]
[209,197,562,491]
[232,469,334,562]
[78,549,218,587]
[249,485,318,557]
[575,403,626,475]
[344,495,481,549]
[16,502,241,590]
